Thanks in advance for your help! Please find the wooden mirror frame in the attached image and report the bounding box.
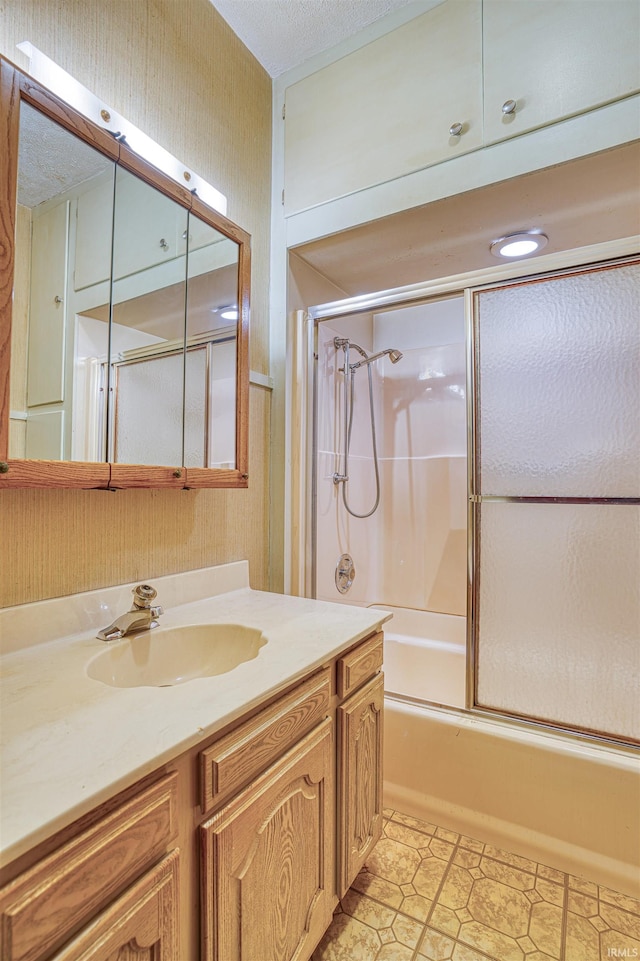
[0,56,250,491]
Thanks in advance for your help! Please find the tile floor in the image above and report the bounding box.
[312,808,640,961]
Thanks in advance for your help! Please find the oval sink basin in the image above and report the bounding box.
[87,624,267,688]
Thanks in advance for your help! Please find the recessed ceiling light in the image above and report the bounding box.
[490,230,548,259]
[220,307,239,321]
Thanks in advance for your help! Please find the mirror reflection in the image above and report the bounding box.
[12,102,114,461]
[11,101,241,470]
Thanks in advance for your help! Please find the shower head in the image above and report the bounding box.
[350,347,403,370]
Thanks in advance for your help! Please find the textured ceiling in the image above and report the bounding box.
[18,102,110,208]
[208,0,421,77]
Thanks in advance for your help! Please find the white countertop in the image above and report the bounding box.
[0,562,390,868]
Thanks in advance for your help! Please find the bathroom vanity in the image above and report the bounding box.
[0,563,389,960]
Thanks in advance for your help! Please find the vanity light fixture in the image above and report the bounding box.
[16,41,227,215]
[490,230,549,259]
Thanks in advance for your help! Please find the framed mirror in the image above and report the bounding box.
[0,56,250,490]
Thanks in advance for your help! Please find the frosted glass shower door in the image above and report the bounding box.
[472,259,640,742]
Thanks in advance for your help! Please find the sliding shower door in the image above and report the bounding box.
[471,258,640,743]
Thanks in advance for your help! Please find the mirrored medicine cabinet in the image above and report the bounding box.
[0,56,250,490]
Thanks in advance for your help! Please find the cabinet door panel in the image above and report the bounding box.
[338,674,384,897]
[483,0,640,144]
[201,720,335,961]
[284,0,482,214]
[51,852,179,961]
[0,774,177,961]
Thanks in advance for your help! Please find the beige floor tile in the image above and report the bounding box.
[431,903,462,938]
[537,864,566,885]
[438,864,474,912]
[311,911,381,961]
[568,873,598,896]
[413,855,452,901]
[479,856,536,891]
[351,869,404,908]
[564,911,601,961]
[600,902,640,941]
[567,889,599,917]
[454,848,482,870]
[385,819,437,850]
[482,844,538,874]
[340,889,397,929]
[390,811,437,835]
[392,913,424,948]
[459,836,485,854]
[417,927,456,960]
[528,900,563,958]
[399,893,433,922]
[376,944,414,961]
[467,877,532,939]
[322,811,640,961]
[456,919,525,961]
[452,944,501,961]
[599,927,640,961]
[600,885,640,915]
[436,826,460,844]
[365,837,421,885]
[535,877,565,908]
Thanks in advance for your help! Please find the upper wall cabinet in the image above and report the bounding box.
[284,0,483,214]
[283,0,640,216]
[483,0,640,145]
[0,57,250,490]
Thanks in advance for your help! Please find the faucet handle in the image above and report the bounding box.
[132,584,157,609]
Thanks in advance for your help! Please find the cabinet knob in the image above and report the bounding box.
[159,238,169,251]
[449,122,464,137]
[501,99,517,116]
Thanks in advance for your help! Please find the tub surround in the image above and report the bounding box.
[0,561,391,869]
[384,699,640,901]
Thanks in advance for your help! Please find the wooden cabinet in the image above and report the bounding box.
[51,852,179,961]
[0,774,178,961]
[337,654,384,897]
[283,0,482,214]
[1,632,385,961]
[201,720,335,961]
[482,0,640,145]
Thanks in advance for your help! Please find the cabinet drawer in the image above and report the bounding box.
[199,668,331,815]
[0,773,178,961]
[337,632,383,699]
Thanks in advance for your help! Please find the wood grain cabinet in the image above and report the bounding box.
[0,774,178,961]
[337,674,385,897]
[201,720,335,961]
[1,631,385,961]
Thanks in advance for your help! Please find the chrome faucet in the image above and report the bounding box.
[97,584,164,641]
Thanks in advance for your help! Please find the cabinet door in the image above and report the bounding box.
[483,0,640,145]
[284,0,482,214]
[51,852,179,961]
[337,673,384,897]
[201,720,335,961]
[26,201,68,409]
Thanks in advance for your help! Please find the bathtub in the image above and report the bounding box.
[373,606,466,708]
[373,604,640,899]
